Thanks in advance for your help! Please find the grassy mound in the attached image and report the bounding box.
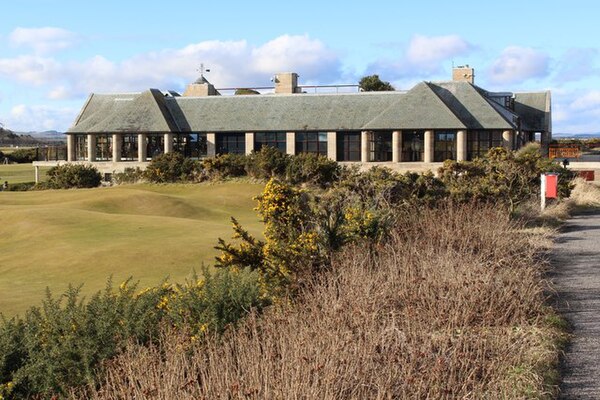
[0,182,263,316]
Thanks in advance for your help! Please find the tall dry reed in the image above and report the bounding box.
[83,203,560,399]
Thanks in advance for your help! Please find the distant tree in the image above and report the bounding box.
[359,75,394,92]
[234,88,261,95]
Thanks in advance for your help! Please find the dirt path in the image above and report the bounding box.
[551,210,600,399]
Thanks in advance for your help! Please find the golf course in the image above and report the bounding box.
[0,178,264,316]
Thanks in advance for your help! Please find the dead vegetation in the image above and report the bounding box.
[82,204,563,399]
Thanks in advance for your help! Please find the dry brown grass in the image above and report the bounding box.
[568,177,600,208]
[82,204,562,399]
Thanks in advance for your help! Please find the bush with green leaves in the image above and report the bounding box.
[0,267,262,399]
[245,146,290,179]
[7,149,37,164]
[202,153,247,179]
[112,167,144,184]
[46,164,101,189]
[143,152,201,183]
[285,152,341,187]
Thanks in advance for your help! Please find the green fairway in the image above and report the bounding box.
[0,182,264,316]
[0,164,51,185]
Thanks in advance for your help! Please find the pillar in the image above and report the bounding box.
[164,133,174,153]
[207,133,216,157]
[392,130,402,162]
[67,134,75,162]
[327,131,337,161]
[245,132,254,155]
[286,132,295,155]
[87,134,96,162]
[138,133,147,161]
[34,166,40,184]
[424,130,434,163]
[112,134,121,162]
[456,130,467,161]
[502,130,514,150]
[361,131,370,162]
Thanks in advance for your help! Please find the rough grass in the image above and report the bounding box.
[0,164,51,184]
[0,182,263,316]
[85,204,563,399]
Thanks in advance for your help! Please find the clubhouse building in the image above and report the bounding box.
[47,66,552,177]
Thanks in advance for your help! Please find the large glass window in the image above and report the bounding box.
[296,132,328,156]
[336,131,361,161]
[467,130,503,160]
[146,134,164,160]
[74,134,88,161]
[255,132,286,152]
[402,130,424,162]
[434,130,457,162]
[369,131,392,162]
[95,135,112,161]
[216,133,245,155]
[121,134,138,161]
[186,133,208,159]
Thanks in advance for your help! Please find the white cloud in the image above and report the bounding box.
[6,104,76,132]
[551,89,600,133]
[366,34,474,82]
[0,34,341,100]
[553,48,599,84]
[9,27,79,54]
[488,46,550,84]
[570,90,600,111]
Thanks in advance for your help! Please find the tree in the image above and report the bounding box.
[359,74,394,91]
[234,88,260,95]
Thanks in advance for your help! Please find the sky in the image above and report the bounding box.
[0,0,599,134]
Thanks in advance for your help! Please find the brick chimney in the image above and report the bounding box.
[274,72,299,94]
[452,65,475,84]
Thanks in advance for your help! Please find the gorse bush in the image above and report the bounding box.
[245,146,290,179]
[0,267,263,399]
[202,153,247,179]
[45,164,101,189]
[143,152,201,183]
[7,149,36,164]
[112,167,144,184]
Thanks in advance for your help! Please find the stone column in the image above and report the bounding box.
[87,134,96,162]
[245,132,254,155]
[34,166,40,184]
[456,130,467,161]
[392,130,402,162]
[112,134,121,162]
[502,130,514,150]
[67,134,75,162]
[138,134,147,161]
[286,132,295,155]
[424,130,434,163]
[207,133,216,157]
[327,131,337,161]
[164,133,174,153]
[361,131,370,162]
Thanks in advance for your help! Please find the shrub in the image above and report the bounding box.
[143,153,201,183]
[286,153,341,187]
[46,164,101,189]
[7,149,37,164]
[202,153,247,179]
[5,182,35,192]
[112,167,144,184]
[245,146,290,179]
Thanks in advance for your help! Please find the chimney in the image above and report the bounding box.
[274,72,299,94]
[452,65,475,84]
[183,76,220,97]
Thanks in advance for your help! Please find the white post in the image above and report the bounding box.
[34,166,40,184]
[541,174,546,211]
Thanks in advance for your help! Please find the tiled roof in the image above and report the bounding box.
[514,92,551,132]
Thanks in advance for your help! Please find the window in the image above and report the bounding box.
[369,131,393,162]
[74,134,88,161]
[146,134,164,160]
[95,135,112,161]
[185,133,208,159]
[121,134,138,161]
[434,130,456,162]
[336,131,361,161]
[402,130,424,162]
[255,132,286,152]
[216,133,245,155]
[467,130,503,160]
[296,132,328,156]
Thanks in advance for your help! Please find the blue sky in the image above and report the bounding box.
[0,0,599,133]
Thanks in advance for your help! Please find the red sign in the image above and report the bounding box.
[546,174,558,199]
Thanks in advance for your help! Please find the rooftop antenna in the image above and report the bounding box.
[197,63,211,78]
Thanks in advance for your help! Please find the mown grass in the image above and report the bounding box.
[0,182,263,316]
[0,164,51,184]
